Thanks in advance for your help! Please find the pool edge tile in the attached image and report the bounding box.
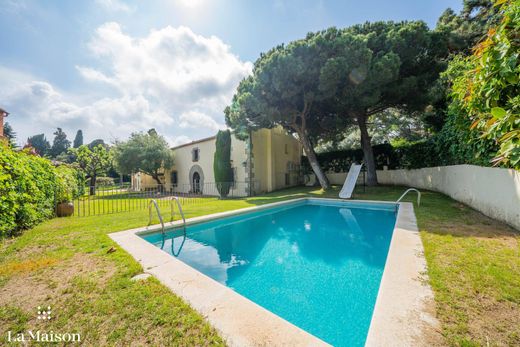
[365,202,440,347]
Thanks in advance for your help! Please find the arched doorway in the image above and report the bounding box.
[189,164,204,194]
[193,172,201,194]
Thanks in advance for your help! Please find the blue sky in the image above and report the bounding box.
[0,0,462,146]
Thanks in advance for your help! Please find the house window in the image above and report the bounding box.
[285,173,290,186]
[192,147,199,162]
[170,171,178,185]
[284,143,288,154]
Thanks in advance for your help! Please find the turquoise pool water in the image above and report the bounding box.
[141,199,397,346]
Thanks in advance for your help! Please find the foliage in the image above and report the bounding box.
[54,165,82,203]
[0,143,80,236]
[213,130,233,198]
[95,176,115,187]
[227,22,449,187]
[429,0,503,138]
[450,0,520,169]
[392,139,441,169]
[26,134,50,156]
[88,139,106,150]
[73,130,83,148]
[50,128,71,158]
[3,122,16,147]
[318,21,449,185]
[70,145,112,195]
[308,139,476,172]
[225,32,337,189]
[303,144,395,173]
[436,0,499,53]
[316,109,430,152]
[54,151,76,164]
[434,103,499,166]
[113,131,174,185]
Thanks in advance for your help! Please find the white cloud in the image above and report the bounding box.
[1,78,174,144]
[95,0,133,13]
[171,135,192,147]
[2,22,252,146]
[179,111,225,132]
[75,66,116,86]
[79,23,252,113]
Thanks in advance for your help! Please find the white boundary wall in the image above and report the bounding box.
[327,165,520,230]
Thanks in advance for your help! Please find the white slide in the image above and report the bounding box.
[339,164,362,199]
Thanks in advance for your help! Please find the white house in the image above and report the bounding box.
[132,127,302,197]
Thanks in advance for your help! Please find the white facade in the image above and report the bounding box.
[133,128,303,197]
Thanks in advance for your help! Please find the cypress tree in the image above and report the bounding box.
[73,130,83,148]
[213,130,233,198]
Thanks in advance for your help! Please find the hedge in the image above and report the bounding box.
[302,143,400,173]
[302,140,454,173]
[0,142,81,237]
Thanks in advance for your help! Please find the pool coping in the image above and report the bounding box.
[365,201,440,346]
[109,198,438,346]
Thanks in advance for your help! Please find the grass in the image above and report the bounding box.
[1,185,519,346]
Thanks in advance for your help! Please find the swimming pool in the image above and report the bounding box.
[140,199,397,346]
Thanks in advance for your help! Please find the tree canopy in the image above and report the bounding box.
[319,21,448,184]
[226,21,449,186]
[437,0,499,53]
[3,122,16,147]
[225,31,342,189]
[50,128,71,158]
[88,139,107,150]
[70,144,112,195]
[113,130,174,186]
[27,134,50,156]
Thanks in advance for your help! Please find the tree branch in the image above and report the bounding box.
[367,104,390,116]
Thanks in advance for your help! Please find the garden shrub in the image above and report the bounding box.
[307,137,485,172]
[55,165,83,203]
[304,144,399,173]
[0,142,81,237]
[434,102,499,167]
[392,139,440,169]
[447,0,520,168]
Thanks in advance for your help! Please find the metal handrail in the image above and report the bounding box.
[170,196,186,226]
[396,188,421,206]
[149,197,186,236]
[148,199,165,234]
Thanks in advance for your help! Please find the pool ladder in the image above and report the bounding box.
[148,197,186,235]
[395,188,421,207]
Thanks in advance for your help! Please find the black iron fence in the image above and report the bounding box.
[56,181,259,217]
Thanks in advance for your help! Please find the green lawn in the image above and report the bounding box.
[1,186,518,346]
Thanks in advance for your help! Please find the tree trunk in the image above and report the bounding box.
[152,174,163,192]
[297,129,330,190]
[89,175,96,195]
[357,114,378,186]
